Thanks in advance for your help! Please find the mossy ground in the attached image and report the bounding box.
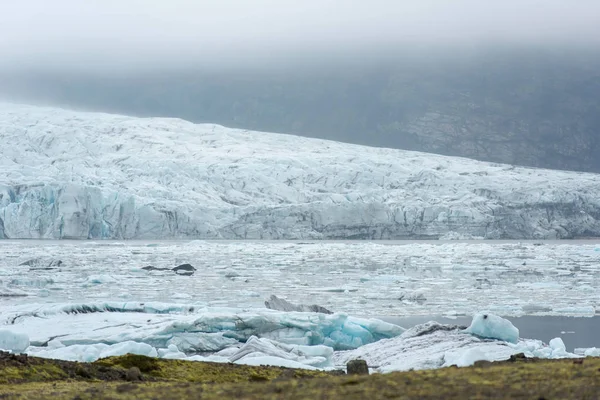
[1,351,599,399]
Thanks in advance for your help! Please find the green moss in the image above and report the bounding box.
[1,354,600,399]
[95,354,160,374]
[95,354,330,383]
[0,364,68,384]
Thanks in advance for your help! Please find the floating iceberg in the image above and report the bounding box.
[464,312,519,344]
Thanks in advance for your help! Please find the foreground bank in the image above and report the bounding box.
[0,352,599,399]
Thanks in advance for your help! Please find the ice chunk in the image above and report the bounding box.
[166,333,239,353]
[549,337,566,352]
[158,344,187,359]
[265,295,332,314]
[584,348,600,357]
[32,344,109,362]
[98,341,158,359]
[547,337,573,358]
[32,341,158,362]
[154,310,404,350]
[0,330,29,353]
[228,336,332,368]
[0,285,29,297]
[464,313,519,344]
[86,275,117,284]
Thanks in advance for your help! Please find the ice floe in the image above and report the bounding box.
[0,303,587,372]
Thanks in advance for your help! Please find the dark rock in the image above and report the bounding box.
[402,322,466,338]
[509,353,527,362]
[346,359,369,375]
[173,263,196,276]
[173,263,195,272]
[141,266,170,271]
[75,365,92,378]
[265,295,332,314]
[19,259,40,267]
[19,259,63,270]
[473,360,494,368]
[125,366,142,381]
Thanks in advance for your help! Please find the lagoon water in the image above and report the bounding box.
[1,240,599,354]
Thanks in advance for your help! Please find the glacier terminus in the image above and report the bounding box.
[1,103,599,240]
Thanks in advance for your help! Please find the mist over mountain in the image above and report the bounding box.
[1,1,599,172]
[2,45,599,173]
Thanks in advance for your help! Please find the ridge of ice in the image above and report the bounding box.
[2,103,600,240]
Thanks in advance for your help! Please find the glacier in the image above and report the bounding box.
[1,103,600,239]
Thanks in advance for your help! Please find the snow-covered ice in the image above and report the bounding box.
[334,320,581,372]
[1,103,600,240]
[1,302,402,357]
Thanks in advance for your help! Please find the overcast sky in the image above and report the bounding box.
[1,0,599,71]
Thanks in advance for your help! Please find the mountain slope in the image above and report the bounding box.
[0,103,599,239]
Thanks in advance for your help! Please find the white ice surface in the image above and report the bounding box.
[1,103,600,240]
